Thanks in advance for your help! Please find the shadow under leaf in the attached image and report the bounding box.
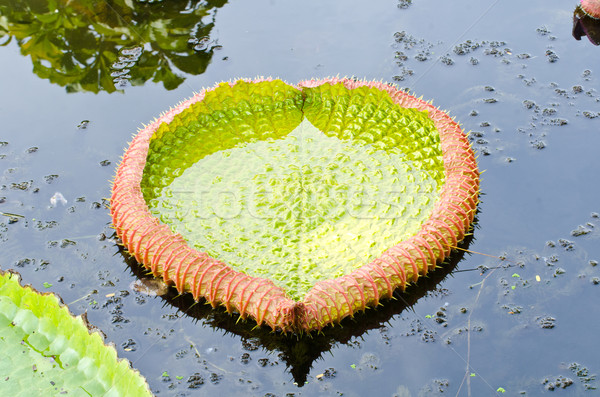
[120,229,475,385]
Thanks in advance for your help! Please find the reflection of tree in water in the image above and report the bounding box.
[122,232,474,386]
[0,0,227,93]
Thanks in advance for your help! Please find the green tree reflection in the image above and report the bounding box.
[0,0,227,93]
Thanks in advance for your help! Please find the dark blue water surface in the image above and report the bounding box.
[1,0,599,396]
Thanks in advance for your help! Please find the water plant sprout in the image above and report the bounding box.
[111,77,479,333]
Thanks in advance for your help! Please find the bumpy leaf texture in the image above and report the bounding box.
[111,77,479,332]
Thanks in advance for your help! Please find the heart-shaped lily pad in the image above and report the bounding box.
[111,77,479,332]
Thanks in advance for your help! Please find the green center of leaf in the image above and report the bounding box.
[141,81,445,301]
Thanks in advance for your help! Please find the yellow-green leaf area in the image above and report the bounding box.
[143,80,445,300]
[0,272,152,397]
[302,82,445,172]
[141,80,304,201]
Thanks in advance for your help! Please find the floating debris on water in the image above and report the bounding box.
[50,192,67,206]
[111,46,143,88]
[538,316,556,329]
[44,174,59,183]
[130,278,169,296]
[542,376,573,391]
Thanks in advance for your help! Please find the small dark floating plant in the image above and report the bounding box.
[111,77,479,333]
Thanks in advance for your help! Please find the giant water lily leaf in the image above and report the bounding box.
[112,77,480,333]
[0,270,152,396]
[142,82,444,301]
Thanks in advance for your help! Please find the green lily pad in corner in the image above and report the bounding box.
[0,269,152,396]
[112,77,480,332]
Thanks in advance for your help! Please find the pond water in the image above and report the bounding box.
[1,0,599,396]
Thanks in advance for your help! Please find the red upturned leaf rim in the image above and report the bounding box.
[581,0,600,19]
[111,77,480,333]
